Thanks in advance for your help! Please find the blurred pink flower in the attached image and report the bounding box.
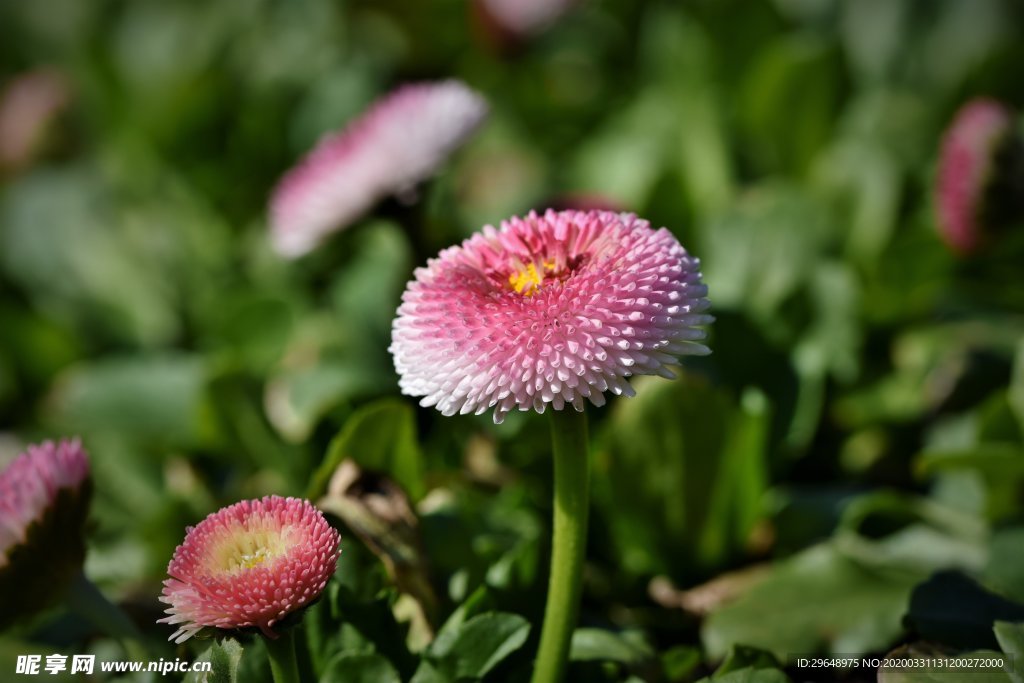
[390,209,712,424]
[475,0,576,39]
[0,69,71,172]
[0,438,91,629]
[270,80,488,257]
[159,496,340,643]
[0,438,90,570]
[935,99,1015,253]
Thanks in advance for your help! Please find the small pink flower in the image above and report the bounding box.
[935,99,1015,253]
[390,209,711,424]
[475,0,577,39]
[0,438,91,629]
[159,496,340,643]
[0,68,71,172]
[270,80,488,257]
[0,438,90,570]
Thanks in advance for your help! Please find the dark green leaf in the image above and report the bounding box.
[569,628,654,665]
[702,543,921,660]
[429,612,530,680]
[906,571,1024,650]
[320,652,401,683]
[597,375,769,576]
[714,645,783,676]
[308,399,424,500]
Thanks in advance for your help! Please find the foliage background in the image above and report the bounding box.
[1,0,1024,681]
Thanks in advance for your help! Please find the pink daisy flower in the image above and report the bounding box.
[935,98,1016,253]
[270,80,488,258]
[0,439,90,569]
[159,496,341,643]
[0,439,91,628]
[390,209,712,424]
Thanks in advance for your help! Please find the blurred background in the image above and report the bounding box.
[2,0,1024,681]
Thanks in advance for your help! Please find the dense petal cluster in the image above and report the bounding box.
[935,99,1015,253]
[159,496,341,643]
[0,438,91,629]
[391,209,712,423]
[270,80,488,257]
[0,438,89,569]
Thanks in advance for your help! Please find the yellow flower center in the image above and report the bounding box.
[209,526,293,574]
[508,260,558,295]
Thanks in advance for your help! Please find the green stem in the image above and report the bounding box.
[66,571,148,659]
[531,409,590,683]
[266,629,300,683]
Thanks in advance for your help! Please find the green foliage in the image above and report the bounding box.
[596,376,769,578]
[2,0,1024,680]
[321,652,402,683]
[186,639,243,683]
[702,544,921,660]
[309,399,424,500]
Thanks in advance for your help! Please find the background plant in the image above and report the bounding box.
[1,0,1023,681]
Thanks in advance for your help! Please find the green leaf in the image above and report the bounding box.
[324,586,416,679]
[320,652,401,683]
[738,35,840,175]
[833,491,987,575]
[0,166,180,346]
[906,571,1024,650]
[409,661,448,683]
[569,628,654,665]
[202,292,296,373]
[1011,340,1024,438]
[328,222,411,344]
[702,543,921,660]
[568,89,678,210]
[994,622,1024,680]
[662,646,701,682]
[428,612,531,680]
[208,639,244,683]
[47,353,211,446]
[638,7,734,217]
[267,358,385,443]
[918,445,1024,479]
[597,374,769,576]
[814,137,902,264]
[308,399,424,501]
[986,527,1024,604]
[714,645,783,676]
[698,668,792,683]
[427,586,495,655]
[184,638,243,683]
[700,184,837,321]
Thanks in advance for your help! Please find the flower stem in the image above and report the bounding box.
[266,629,300,683]
[531,409,590,683]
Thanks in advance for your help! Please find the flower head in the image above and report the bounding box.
[270,80,488,257]
[159,496,340,643]
[0,438,91,628]
[390,209,712,424]
[936,98,1017,253]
